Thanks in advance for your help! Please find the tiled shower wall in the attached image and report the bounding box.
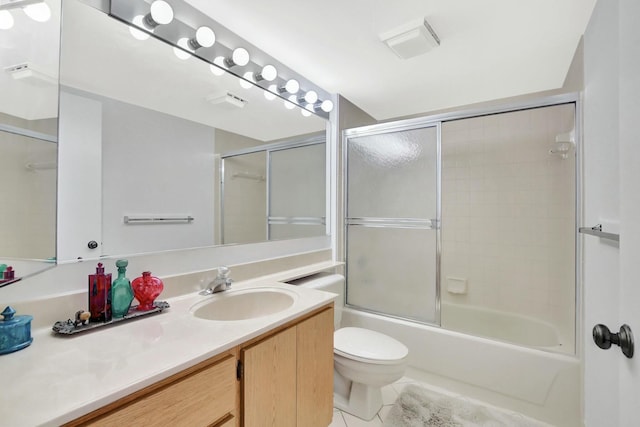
[440,104,576,351]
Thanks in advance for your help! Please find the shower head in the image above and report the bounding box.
[549,131,575,160]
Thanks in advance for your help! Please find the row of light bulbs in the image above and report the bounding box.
[0,0,52,29]
[127,0,334,116]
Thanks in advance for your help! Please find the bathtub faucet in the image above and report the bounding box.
[200,266,233,295]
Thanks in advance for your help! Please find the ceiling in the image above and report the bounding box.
[185,0,597,121]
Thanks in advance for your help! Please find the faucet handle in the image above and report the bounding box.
[217,266,230,278]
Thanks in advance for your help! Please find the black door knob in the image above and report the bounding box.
[87,240,99,250]
[593,324,634,359]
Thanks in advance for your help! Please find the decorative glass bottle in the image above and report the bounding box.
[111,259,134,318]
[132,271,164,311]
[88,262,112,322]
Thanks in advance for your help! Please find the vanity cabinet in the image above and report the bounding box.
[64,305,333,427]
[64,351,239,427]
[241,306,334,427]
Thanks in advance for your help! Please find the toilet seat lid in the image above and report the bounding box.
[334,327,408,363]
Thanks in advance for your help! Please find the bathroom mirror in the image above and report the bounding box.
[56,0,328,262]
[0,0,60,286]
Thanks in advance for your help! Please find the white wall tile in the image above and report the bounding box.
[441,104,576,352]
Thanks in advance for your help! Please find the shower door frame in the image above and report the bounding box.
[342,93,582,355]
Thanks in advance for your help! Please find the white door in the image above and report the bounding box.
[583,1,640,426]
[616,0,640,424]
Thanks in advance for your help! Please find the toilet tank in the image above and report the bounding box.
[287,273,344,328]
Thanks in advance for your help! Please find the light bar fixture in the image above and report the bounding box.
[110,0,334,118]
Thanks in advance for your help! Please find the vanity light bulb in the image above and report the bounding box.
[129,15,150,40]
[23,2,51,22]
[320,99,334,113]
[264,84,277,100]
[209,56,226,76]
[301,108,312,117]
[149,0,174,25]
[174,38,192,60]
[0,10,14,29]
[232,48,250,66]
[260,65,277,82]
[284,95,297,110]
[284,79,300,94]
[239,72,254,89]
[195,26,215,48]
[209,64,223,76]
[303,90,318,104]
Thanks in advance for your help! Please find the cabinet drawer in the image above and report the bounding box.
[88,355,237,427]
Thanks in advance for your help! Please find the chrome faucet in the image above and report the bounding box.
[200,266,233,295]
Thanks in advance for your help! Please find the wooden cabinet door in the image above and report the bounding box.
[72,354,237,427]
[297,308,334,427]
[241,326,297,427]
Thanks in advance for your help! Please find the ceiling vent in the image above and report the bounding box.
[4,62,56,87]
[206,91,248,109]
[379,18,440,59]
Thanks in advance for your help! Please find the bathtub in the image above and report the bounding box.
[340,307,581,427]
[440,302,568,353]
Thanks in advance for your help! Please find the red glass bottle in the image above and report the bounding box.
[88,263,112,322]
[132,271,164,311]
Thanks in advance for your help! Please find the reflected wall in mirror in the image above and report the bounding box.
[57,0,328,262]
[0,0,60,285]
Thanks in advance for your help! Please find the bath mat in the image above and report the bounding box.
[383,384,549,427]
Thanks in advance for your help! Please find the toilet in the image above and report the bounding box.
[289,273,408,421]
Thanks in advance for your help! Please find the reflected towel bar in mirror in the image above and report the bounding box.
[124,216,194,224]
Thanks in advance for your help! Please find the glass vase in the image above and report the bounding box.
[131,271,164,311]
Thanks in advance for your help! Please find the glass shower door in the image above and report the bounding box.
[345,125,439,324]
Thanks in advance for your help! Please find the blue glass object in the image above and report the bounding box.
[0,306,33,355]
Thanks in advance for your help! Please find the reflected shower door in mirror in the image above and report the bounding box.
[57,0,328,261]
[0,0,60,285]
[221,139,326,245]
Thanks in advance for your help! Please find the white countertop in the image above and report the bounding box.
[0,279,337,427]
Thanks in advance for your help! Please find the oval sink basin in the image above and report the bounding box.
[192,288,296,321]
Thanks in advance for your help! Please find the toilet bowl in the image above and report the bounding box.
[289,273,408,421]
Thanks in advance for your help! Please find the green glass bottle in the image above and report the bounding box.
[111,259,134,318]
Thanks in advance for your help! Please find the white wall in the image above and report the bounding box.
[441,104,577,352]
[58,89,217,259]
[100,96,216,256]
